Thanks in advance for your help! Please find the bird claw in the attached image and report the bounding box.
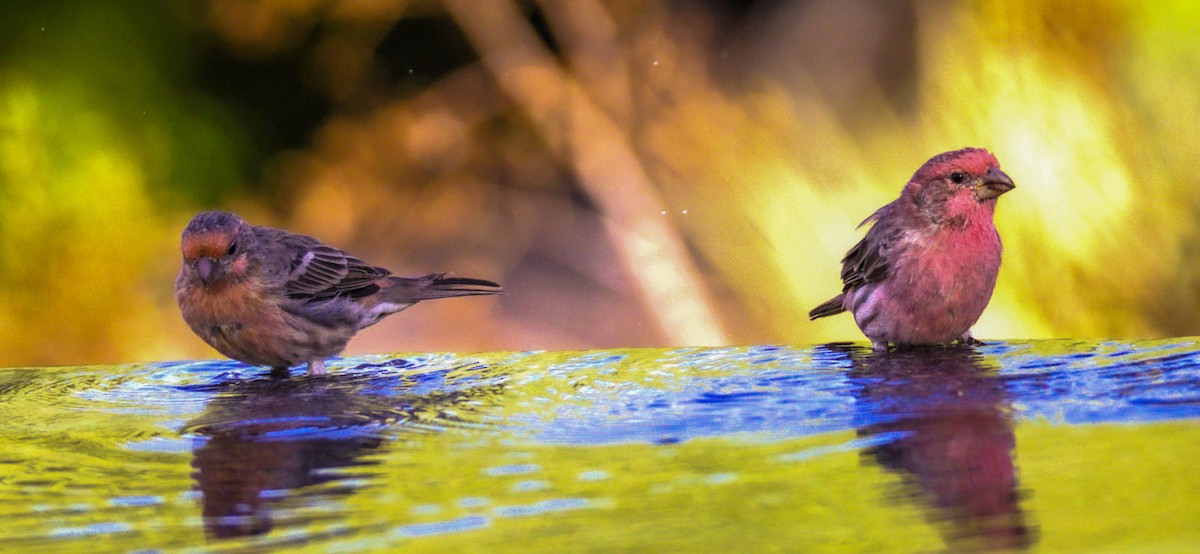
[958,333,987,347]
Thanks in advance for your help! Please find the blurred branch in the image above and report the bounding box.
[536,0,634,128]
[442,0,729,345]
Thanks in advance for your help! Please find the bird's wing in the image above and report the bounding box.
[275,232,392,301]
[839,205,901,291]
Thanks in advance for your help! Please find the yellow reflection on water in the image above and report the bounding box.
[3,1,1200,364]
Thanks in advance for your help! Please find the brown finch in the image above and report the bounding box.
[809,148,1015,351]
[175,211,501,376]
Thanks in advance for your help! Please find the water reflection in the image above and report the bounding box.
[4,343,1200,550]
[182,368,504,540]
[840,345,1034,551]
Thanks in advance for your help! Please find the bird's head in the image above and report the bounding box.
[903,148,1015,224]
[180,211,251,288]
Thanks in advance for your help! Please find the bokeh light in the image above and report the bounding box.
[2,0,1199,366]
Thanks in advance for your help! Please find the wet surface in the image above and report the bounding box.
[1,340,1198,551]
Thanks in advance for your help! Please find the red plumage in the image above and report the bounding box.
[809,148,1015,351]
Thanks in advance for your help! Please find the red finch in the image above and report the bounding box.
[809,148,1015,351]
[175,211,501,376]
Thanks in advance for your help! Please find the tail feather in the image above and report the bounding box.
[384,273,503,303]
[808,294,846,320]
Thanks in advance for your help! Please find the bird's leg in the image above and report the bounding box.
[269,366,291,379]
[958,330,986,346]
[307,359,326,376]
[871,339,890,352]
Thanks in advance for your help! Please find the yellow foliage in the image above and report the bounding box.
[4,0,1200,365]
[0,78,188,365]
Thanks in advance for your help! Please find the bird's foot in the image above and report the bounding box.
[307,359,327,376]
[270,366,291,379]
[958,332,986,347]
[871,339,890,352]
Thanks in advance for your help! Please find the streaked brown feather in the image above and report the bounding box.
[380,273,503,304]
[839,206,901,292]
[809,202,906,320]
[268,233,391,301]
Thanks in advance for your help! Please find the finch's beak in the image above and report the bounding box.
[975,168,1015,201]
[194,256,219,286]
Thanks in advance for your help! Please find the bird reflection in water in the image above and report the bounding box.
[836,345,1034,551]
[181,363,503,539]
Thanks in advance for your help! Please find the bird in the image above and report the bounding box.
[808,147,1015,351]
[175,211,502,376]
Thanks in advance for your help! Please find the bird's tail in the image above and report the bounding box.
[382,273,503,303]
[808,294,846,320]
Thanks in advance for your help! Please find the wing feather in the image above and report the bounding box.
[838,204,902,292]
[274,233,391,301]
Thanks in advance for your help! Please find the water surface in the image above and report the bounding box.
[1,340,1198,551]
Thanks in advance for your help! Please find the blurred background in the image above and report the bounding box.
[1,0,1198,366]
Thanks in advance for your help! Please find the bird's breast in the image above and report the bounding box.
[911,226,1001,300]
[177,279,294,366]
[859,224,1002,344]
[178,279,274,328]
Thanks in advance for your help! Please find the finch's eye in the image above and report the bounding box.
[950,172,967,184]
[226,242,238,256]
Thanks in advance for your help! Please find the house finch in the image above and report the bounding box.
[809,148,1015,351]
[175,211,501,376]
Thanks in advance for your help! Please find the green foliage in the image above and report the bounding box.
[0,1,254,364]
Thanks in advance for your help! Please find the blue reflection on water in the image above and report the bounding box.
[31,338,1200,548]
[999,341,1200,424]
[52,338,1193,475]
[392,516,489,538]
[107,339,1200,451]
[522,341,1200,445]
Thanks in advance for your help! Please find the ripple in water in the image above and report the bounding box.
[1,339,1198,550]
